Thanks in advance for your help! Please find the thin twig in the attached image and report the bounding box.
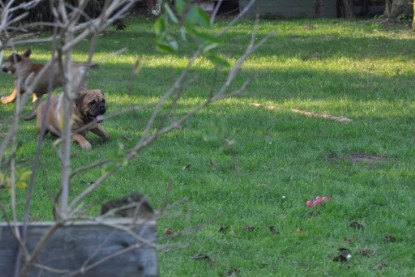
[19,222,63,277]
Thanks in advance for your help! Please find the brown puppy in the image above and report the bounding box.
[37,89,109,149]
[1,49,95,106]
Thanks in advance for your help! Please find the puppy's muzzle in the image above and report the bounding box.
[2,66,9,73]
[99,104,106,114]
[87,103,106,123]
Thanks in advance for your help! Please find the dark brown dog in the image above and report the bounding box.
[1,49,95,106]
[37,89,109,149]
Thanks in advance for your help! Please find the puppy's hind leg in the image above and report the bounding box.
[23,95,42,121]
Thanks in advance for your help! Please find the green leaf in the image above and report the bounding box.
[206,54,231,67]
[175,0,186,16]
[154,15,166,37]
[133,58,142,75]
[193,29,220,45]
[179,26,187,41]
[156,41,177,53]
[16,181,27,189]
[168,39,179,51]
[163,3,179,24]
[202,43,219,53]
[186,6,210,27]
[19,170,32,181]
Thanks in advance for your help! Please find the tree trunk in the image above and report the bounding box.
[342,0,354,18]
[384,0,413,18]
[413,1,415,29]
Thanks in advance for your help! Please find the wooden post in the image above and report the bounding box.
[0,219,158,277]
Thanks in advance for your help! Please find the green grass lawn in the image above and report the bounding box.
[1,16,415,276]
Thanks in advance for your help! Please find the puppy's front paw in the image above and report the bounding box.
[73,134,92,149]
[1,96,10,104]
[80,141,92,149]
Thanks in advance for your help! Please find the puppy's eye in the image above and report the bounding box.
[88,100,96,107]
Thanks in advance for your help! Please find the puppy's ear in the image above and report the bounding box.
[11,53,22,63]
[23,49,32,57]
[75,92,86,108]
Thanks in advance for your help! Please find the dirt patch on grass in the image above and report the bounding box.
[250,102,278,110]
[291,109,352,123]
[327,153,388,163]
[346,153,387,163]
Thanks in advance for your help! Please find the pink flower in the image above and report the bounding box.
[315,196,323,204]
[306,195,331,207]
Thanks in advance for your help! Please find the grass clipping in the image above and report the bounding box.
[250,102,351,123]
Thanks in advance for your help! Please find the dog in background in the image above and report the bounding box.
[1,49,96,107]
[37,89,109,149]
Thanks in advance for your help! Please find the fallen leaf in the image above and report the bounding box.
[122,135,132,141]
[343,236,359,243]
[242,225,256,232]
[192,253,210,261]
[259,262,268,268]
[269,225,278,235]
[164,228,173,236]
[227,268,241,276]
[309,211,321,217]
[384,233,396,242]
[338,248,351,257]
[80,180,94,186]
[349,220,364,230]
[332,248,352,263]
[359,248,373,257]
[182,164,192,170]
[219,225,229,233]
[192,253,216,266]
[373,262,388,270]
[332,255,347,263]
[296,227,305,233]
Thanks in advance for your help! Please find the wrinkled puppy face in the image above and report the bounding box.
[78,89,106,123]
[1,49,31,74]
[2,53,21,74]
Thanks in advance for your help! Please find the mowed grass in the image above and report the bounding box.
[1,17,415,276]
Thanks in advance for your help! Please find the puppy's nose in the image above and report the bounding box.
[2,66,8,73]
[99,105,106,114]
